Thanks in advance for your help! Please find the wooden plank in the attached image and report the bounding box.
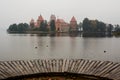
[108,64,120,78]
[59,59,63,72]
[101,63,120,77]
[25,60,35,74]
[84,60,98,74]
[47,60,51,72]
[44,60,49,72]
[0,68,8,78]
[27,60,35,74]
[91,61,107,75]
[78,59,86,73]
[40,60,45,73]
[71,59,77,73]
[41,60,46,73]
[80,59,89,73]
[88,61,104,75]
[19,60,29,75]
[0,62,12,78]
[62,59,67,72]
[75,59,82,73]
[0,59,120,80]
[3,61,17,76]
[70,59,75,73]
[10,61,22,76]
[95,61,113,76]
[46,59,51,72]
[75,59,83,73]
[68,59,72,72]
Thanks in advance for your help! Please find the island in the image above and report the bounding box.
[7,14,120,37]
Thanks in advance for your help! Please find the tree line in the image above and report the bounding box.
[79,18,120,36]
[7,23,29,32]
[7,18,120,35]
[8,20,56,33]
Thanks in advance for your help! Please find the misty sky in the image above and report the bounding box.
[0,0,120,28]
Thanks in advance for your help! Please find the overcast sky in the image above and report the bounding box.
[0,0,120,28]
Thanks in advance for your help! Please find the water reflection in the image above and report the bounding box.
[27,32,115,37]
[0,32,120,62]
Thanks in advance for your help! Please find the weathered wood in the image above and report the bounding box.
[0,59,120,80]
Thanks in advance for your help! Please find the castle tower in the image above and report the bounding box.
[56,18,69,32]
[70,16,78,31]
[37,14,44,27]
[30,18,35,28]
[50,14,56,21]
[56,19,61,32]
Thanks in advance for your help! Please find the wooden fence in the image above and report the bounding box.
[0,59,120,80]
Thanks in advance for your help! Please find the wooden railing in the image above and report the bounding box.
[0,59,120,80]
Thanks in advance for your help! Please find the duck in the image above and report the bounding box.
[104,50,106,53]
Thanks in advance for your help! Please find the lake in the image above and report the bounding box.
[0,28,120,62]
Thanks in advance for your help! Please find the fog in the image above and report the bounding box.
[0,0,120,29]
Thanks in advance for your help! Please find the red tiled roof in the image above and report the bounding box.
[56,19,65,23]
[70,16,77,22]
[38,15,44,21]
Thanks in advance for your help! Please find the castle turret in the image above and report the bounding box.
[37,14,44,27]
[50,14,56,21]
[30,18,35,28]
[70,16,78,31]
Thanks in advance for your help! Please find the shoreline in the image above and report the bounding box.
[7,30,120,37]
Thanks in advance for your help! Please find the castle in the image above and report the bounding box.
[30,14,78,32]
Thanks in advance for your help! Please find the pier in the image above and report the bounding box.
[0,59,120,80]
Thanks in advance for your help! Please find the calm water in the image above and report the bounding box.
[0,28,120,62]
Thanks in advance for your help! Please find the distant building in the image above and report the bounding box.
[49,14,69,32]
[56,18,69,32]
[46,14,57,31]
[29,15,78,32]
[29,15,44,28]
[37,15,44,27]
[30,18,35,28]
[70,16,78,32]
[50,14,56,21]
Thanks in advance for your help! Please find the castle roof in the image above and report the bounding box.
[50,14,56,21]
[30,18,34,23]
[70,16,77,22]
[38,15,44,21]
[56,19,65,23]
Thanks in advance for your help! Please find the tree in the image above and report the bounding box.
[17,23,29,32]
[115,24,120,32]
[89,20,98,32]
[8,23,29,32]
[44,20,48,32]
[50,20,56,32]
[8,24,18,31]
[97,21,106,32]
[30,22,34,28]
[39,21,44,31]
[23,23,29,30]
[107,24,113,33]
[82,18,107,33]
[39,20,48,32]
[82,18,90,32]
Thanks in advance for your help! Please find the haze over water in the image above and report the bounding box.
[0,28,120,62]
[0,0,120,62]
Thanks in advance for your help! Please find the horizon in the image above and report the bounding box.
[0,0,120,29]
